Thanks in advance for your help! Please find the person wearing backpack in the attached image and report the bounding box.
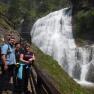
[1,36,16,92]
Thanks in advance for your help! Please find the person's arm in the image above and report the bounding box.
[1,55,6,65]
[1,54,8,70]
[1,44,8,70]
[32,54,35,61]
[20,54,29,64]
[29,53,35,62]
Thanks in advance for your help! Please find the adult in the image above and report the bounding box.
[1,36,16,91]
[17,43,35,94]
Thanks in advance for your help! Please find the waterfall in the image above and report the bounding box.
[31,8,94,85]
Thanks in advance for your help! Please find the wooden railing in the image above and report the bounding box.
[29,63,61,94]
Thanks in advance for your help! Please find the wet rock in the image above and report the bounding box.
[86,63,94,82]
[72,63,81,80]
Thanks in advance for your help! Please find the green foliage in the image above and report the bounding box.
[36,0,68,17]
[0,2,8,15]
[7,0,32,29]
[74,8,94,41]
[0,18,11,30]
[0,2,13,30]
[5,0,68,29]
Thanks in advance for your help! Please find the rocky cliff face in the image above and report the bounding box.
[70,0,94,11]
[70,0,94,45]
[69,0,94,16]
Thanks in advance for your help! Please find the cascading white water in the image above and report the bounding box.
[31,8,94,85]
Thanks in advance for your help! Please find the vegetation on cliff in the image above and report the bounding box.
[1,0,94,45]
[0,0,69,42]
[3,0,69,21]
[71,0,94,45]
[74,9,94,42]
[32,44,91,94]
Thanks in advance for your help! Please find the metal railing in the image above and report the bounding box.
[29,63,61,94]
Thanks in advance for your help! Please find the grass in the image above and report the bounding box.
[32,44,92,94]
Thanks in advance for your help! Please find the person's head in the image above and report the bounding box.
[8,36,16,45]
[24,43,31,51]
[15,43,21,50]
[7,34,11,40]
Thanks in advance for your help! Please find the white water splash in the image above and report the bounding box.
[31,8,94,86]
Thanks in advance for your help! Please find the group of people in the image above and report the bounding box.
[0,34,35,94]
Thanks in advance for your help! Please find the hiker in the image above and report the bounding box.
[1,36,16,91]
[17,43,35,94]
[14,42,24,89]
[15,42,24,63]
